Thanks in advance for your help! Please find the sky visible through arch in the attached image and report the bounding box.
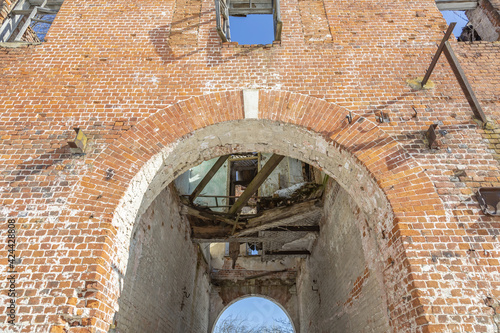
[441,11,469,38]
[213,296,294,332]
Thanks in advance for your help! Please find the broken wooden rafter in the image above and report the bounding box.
[181,204,244,226]
[186,198,322,239]
[237,200,322,236]
[421,22,456,87]
[228,154,285,215]
[264,250,311,256]
[189,155,229,203]
[191,225,320,243]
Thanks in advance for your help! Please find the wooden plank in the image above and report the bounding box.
[230,0,273,4]
[14,6,38,41]
[191,226,319,242]
[264,250,311,256]
[11,10,33,15]
[37,7,58,14]
[230,8,273,15]
[273,0,282,41]
[237,205,321,237]
[228,154,285,215]
[215,0,229,42]
[181,205,243,226]
[31,18,53,24]
[247,199,320,227]
[189,155,229,203]
[435,0,478,10]
[28,0,63,6]
[443,41,487,123]
[265,226,319,232]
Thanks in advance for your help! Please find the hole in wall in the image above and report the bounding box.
[441,10,470,38]
[229,14,274,44]
[212,296,295,333]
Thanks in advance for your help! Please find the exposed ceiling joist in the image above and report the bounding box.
[186,199,322,240]
[236,201,322,237]
[191,226,320,243]
[29,0,63,6]
[264,250,311,256]
[181,204,244,226]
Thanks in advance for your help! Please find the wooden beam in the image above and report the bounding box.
[237,200,322,236]
[244,269,289,280]
[191,225,319,242]
[28,0,63,6]
[443,41,487,123]
[435,0,478,11]
[189,155,229,203]
[186,199,322,239]
[266,226,320,232]
[181,205,243,226]
[421,23,456,87]
[264,250,311,256]
[228,154,285,215]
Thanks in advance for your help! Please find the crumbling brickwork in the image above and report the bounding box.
[0,0,499,332]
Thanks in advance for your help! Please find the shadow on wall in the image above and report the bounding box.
[147,9,277,66]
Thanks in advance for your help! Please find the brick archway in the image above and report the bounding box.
[211,295,297,333]
[58,90,444,332]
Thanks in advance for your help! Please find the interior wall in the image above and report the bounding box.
[297,180,391,333]
[113,185,211,333]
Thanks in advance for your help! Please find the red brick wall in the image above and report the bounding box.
[0,0,499,332]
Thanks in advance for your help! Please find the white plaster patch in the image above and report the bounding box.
[243,89,259,119]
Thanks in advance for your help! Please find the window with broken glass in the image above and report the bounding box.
[215,0,282,43]
[0,0,63,43]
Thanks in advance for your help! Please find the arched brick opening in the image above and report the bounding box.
[211,295,296,333]
[49,90,445,333]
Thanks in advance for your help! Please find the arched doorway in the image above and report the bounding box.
[212,296,295,333]
[70,90,444,332]
[109,120,399,332]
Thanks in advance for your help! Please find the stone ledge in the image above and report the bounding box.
[0,41,41,48]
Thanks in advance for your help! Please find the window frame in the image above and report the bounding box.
[215,0,282,43]
[0,0,63,43]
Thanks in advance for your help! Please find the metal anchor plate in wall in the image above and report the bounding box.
[477,187,500,216]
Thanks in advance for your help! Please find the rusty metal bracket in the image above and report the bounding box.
[376,112,390,123]
[477,187,500,216]
[67,128,87,154]
[345,111,352,124]
[426,124,438,149]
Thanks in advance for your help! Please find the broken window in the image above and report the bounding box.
[436,0,500,42]
[440,10,481,41]
[215,0,282,44]
[0,0,63,43]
